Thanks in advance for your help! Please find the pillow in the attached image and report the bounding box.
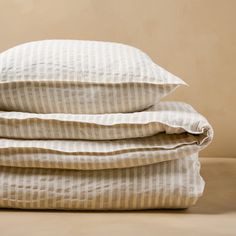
[0,40,186,114]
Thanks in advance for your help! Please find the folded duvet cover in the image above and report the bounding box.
[0,154,203,210]
[0,102,213,210]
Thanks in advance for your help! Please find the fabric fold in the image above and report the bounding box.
[0,154,204,210]
[0,102,213,170]
[0,101,213,209]
[0,40,213,210]
[0,102,212,140]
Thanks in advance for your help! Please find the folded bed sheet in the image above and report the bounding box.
[0,102,213,170]
[0,101,210,140]
[0,101,213,210]
[0,153,204,210]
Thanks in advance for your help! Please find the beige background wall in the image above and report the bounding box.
[0,0,235,157]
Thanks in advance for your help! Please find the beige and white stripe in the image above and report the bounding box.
[0,40,185,114]
[0,154,204,210]
[0,40,213,210]
[0,102,213,170]
[0,102,211,140]
[0,100,212,209]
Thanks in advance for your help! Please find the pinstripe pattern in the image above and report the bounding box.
[0,40,185,114]
[0,41,213,210]
[0,102,211,140]
[0,102,213,170]
[0,154,204,210]
[0,101,212,209]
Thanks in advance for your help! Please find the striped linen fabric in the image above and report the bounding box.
[0,101,213,209]
[0,153,204,210]
[0,40,213,210]
[0,102,210,140]
[0,102,213,171]
[0,40,185,114]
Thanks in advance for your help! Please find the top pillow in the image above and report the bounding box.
[0,40,185,114]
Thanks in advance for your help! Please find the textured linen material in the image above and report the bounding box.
[0,102,213,170]
[0,154,204,210]
[0,132,211,170]
[0,133,211,170]
[0,40,185,114]
[0,135,200,170]
[0,102,211,140]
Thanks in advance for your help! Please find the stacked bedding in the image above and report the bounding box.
[0,40,213,210]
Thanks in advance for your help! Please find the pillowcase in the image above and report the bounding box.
[0,40,185,114]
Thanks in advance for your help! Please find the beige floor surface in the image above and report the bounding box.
[0,157,235,236]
